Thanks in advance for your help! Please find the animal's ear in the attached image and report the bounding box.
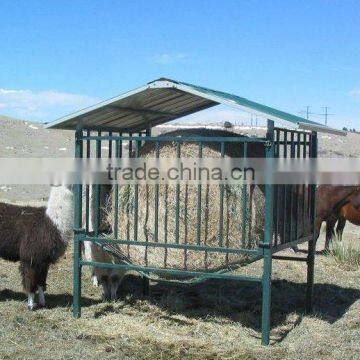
[66,184,74,192]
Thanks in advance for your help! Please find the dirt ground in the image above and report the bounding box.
[0,228,359,359]
[0,116,359,359]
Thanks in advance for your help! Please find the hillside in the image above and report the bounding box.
[0,115,360,201]
[0,115,74,201]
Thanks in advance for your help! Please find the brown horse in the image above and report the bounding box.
[317,186,360,250]
[325,202,360,247]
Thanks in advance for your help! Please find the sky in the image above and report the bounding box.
[0,0,359,129]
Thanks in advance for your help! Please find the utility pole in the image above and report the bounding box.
[299,106,313,120]
[320,107,334,126]
[323,106,329,126]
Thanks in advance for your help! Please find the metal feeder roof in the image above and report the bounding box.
[46,78,345,135]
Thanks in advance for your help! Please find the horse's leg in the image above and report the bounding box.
[313,217,322,251]
[336,216,346,242]
[325,216,337,251]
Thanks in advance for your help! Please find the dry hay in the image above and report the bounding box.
[103,129,266,273]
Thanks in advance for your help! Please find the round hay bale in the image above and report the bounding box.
[106,129,265,272]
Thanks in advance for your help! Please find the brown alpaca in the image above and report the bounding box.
[0,186,73,310]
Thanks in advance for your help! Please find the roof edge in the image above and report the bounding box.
[46,77,346,136]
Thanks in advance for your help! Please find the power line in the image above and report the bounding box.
[323,106,333,126]
[298,106,315,120]
[315,107,334,126]
[299,106,334,126]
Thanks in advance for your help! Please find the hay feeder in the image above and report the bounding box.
[46,78,345,345]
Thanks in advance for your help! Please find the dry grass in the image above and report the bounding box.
[328,239,360,270]
[0,230,359,359]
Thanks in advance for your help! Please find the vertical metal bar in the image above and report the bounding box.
[306,131,318,313]
[283,130,288,157]
[164,184,169,267]
[295,132,301,238]
[119,133,123,155]
[196,142,203,245]
[154,141,160,242]
[184,184,189,269]
[273,130,280,246]
[218,142,225,246]
[225,192,230,265]
[307,133,312,225]
[128,131,133,157]
[278,132,285,245]
[94,131,101,236]
[85,130,90,233]
[302,133,307,235]
[297,132,301,158]
[305,134,312,235]
[114,132,121,238]
[73,128,83,318]
[108,131,113,158]
[73,229,84,318]
[175,141,181,243]
[261,119,274,346]
[108,132,113,234]
[134,139,140,240]
[204,184,210,268]
[241,142,248,247]
[282,131,288,243]
[74,127,83,231]
[289,132,295,241]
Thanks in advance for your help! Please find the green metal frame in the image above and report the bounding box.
[72,120,318,345]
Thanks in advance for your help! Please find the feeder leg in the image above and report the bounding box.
[73,234,82,318]
[306,132,317,314]
[261,250,272,346]
[74,128,83,318]
[306,237,315,313]
[261,126,274,346]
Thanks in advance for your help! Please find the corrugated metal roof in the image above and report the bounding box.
[46,78,345,135]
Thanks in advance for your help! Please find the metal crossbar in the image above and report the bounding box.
[82,236,263,255]
[80,260,263,283]
[84,238,264,284]
[82,135,268,142]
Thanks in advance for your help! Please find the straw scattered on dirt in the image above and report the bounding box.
[0,228,359,359]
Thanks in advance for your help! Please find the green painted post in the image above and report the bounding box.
[242,143,248,246]
[94,132,101,236]
[261,120,275,345]
[73,228,84,317]
[73,128,83,318]
[306,131,318,313]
